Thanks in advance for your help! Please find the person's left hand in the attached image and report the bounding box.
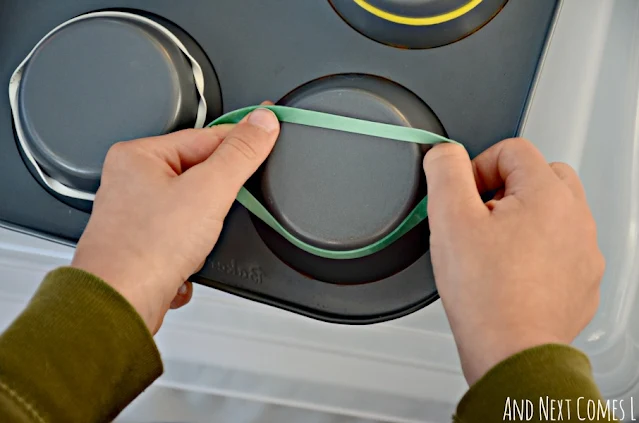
[72,106,280,333]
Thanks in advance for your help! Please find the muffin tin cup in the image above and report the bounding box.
[9,11,209,201]
[330,0,509,49]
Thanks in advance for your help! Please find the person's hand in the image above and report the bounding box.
[71,107,280,333]
[423,138,605,385]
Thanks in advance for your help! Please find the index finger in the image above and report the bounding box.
[123,124,235,174]
[472,138,556,197]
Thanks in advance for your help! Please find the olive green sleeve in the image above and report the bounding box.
[0,267,162,423]
[455,344,613,422]
[0,266,612,423]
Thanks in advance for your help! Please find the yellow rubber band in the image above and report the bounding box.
[353,0,483,26]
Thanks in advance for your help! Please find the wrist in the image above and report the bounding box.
[457,329,565,385]
[70,254,165,333]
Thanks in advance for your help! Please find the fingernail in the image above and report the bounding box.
[178,283,188,295]
[247,108,279,133]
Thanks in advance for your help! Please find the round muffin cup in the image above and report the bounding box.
[9,11,209,201]
[330,0,508,49]
[264,74,438,251]
[252,74,446,283]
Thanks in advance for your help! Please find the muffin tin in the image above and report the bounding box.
[0,0,558,323]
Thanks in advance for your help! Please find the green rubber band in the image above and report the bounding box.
[208,105,461,260]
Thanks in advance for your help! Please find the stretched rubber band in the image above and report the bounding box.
[209,105,461,260]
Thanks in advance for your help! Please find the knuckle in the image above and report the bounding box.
[595,251,606,279]
[500,137,540,156]
[423,143,468,169]
[549,161,570,171]
[585,215,599,237]
[589,291,601,318]
[104,141,130,165]
[550,161,578,178]
[107,141,129,156]
[221,134,260,162]
[176,128,200,139]
[503,137,534,149]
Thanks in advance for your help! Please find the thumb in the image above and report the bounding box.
[185,108,280,217]
[423,143,485,223]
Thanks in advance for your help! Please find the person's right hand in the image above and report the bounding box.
[72,106,280,334]
[423,138,605,385]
